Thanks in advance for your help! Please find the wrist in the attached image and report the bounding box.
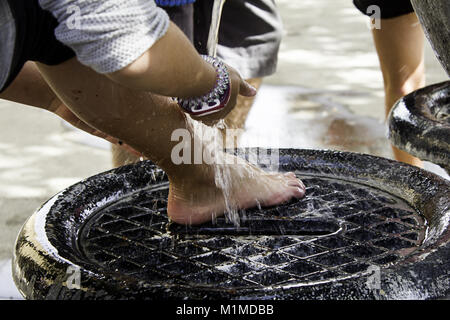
[191,58,217,98]
[174,55,231,117]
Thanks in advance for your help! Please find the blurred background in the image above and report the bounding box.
[0,0,448,299]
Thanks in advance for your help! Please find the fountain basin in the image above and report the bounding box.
[411,0,450,77]
[388,81,450,172]
[12,149,449,300]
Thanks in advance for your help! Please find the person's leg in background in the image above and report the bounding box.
[354,0,425,167]
[371,12,425,167]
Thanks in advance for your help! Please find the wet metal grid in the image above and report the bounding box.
[78,175,426,290]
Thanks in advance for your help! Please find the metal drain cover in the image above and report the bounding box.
[13,149,450,300]
[79,176,425,288]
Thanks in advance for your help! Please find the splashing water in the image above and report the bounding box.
[184,115,270,227]
[205,0,246,226]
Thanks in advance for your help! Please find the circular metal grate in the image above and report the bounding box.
[78,175,426,289]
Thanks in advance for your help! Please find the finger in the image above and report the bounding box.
[239,79,257,97]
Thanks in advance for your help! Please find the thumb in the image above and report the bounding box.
[239,79,257,97]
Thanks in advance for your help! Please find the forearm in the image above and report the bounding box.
[0,61,139,154]
[36,58,191,171]
[107,22,217,99]
[0,62,98,135]
[0,62,58,111]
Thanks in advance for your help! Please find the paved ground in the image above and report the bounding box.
[0,0,448,299]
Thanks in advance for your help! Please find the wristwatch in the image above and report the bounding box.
[174,55,231,116]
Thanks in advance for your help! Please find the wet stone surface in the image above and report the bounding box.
[78,175,427,289]
[388,81,450,172]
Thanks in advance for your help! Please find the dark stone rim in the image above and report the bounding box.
[410,0,450,77]
[12,149,450,300]
[388,80,450,171]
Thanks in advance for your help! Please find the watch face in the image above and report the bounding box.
[176,56,231,117]
[191,104,224,116]
[184,82,231,116]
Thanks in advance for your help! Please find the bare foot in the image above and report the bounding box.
[167,153,306,225]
